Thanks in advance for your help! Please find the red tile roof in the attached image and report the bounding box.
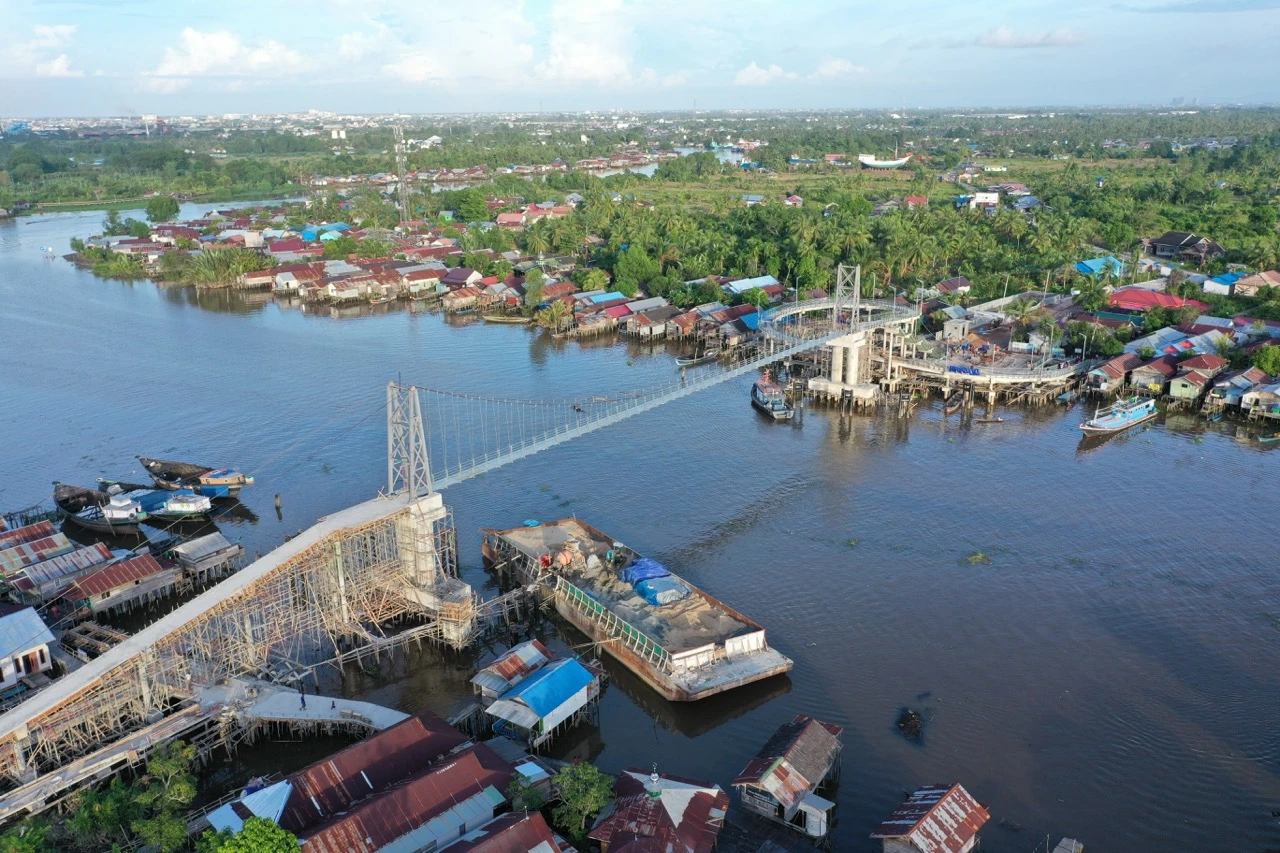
[279,710,468,834]
[63,554,166,600]
[870,783,990,853]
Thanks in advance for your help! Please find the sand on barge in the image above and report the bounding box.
[481,518,792,702]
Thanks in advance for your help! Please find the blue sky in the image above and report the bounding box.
[2,0,1279,116]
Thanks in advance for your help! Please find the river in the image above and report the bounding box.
[1,203,1277,852]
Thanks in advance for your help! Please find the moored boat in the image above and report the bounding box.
[138,457,254,497]
[52,482,146,536]
[943,392,964,415]
[975,416,1004,424]
[480,518,793,702]
[98,480,214,522]
[1079,396,1158,435]
[482,314,533,324]
[1258,432,1280,444]
[751,370,793,420]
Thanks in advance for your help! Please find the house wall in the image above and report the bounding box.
[737,785,781,820]
[0,643,50,684]
[1170,379,1205,399]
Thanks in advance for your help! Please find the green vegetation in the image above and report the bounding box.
[1254,345,1280,375]
[1,741,197,852]
[196,817,300,853]
[550,761,614,842]
[145,196,181,222]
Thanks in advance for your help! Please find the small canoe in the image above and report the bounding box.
[676,350,719,367]
[1258,433,1280,444]
[943,393,964,415]
[975,416,1004,424]
[483,315,533,324]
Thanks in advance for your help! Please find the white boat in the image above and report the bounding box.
[751,371,793,420]
[858,153,913,169]
[1079,396,1157,435]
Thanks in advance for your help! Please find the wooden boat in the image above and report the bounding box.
[1258,432,1280,444]
[138,456,254,497]
[751,370,793,420]
[482,314,533,324]
[975,416,1004,424]
[675,348,719,367]
[1079,396,1158,436]
[858,153,913,169]
[52,482,146,535]
[1207,411,1223,423]
[943,392,964,415]
[369,295,395,305]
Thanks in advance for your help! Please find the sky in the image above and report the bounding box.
[2,0,1280,117]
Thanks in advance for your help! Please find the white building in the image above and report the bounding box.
[0,607,55,693]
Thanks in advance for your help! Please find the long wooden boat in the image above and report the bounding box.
[675,349,719,367]
[481,518,793,702]
[1079,396,1158,435]
[52,482,146,536]
[98,479,214,522]
[943,392,964,415]
[482,314,533,324]
[138,456,254,497]
[1258,432,1280,444]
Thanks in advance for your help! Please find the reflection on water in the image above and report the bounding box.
[1,204,1278,852]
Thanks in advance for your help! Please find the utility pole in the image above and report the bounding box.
[393,124,411,225]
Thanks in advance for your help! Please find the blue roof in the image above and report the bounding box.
[586,291,625,304]
[1209,271,1243,284]
[725,275,779,294]
[738,312,761,330]
[1074,256,1126,277]
[319,222,350,232]
[500,659,594,716]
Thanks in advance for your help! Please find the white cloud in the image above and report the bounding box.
[974,26,1083,48]
[734,62,798,86]
[541,0,633,85]
[376,1,537,87]
[35,53,81,77]
[144,27,301,91]
[31,24,76,49]
[809,58,866,79]
[337,31,379,61]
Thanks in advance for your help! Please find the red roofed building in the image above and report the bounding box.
[541,281,578,299]
[904,195,928,209]
[495,211,526,228]
[61,554,181,617]
[871,783,990,853]
[1107,287,1208,313]
[589,768,728,853]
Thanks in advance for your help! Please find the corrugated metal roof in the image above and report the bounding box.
[869,783,990,853]
[0,535,75,576]
[473,639,553,694]
[172,532,238,565]
[207,780,293,833]
[62,554,166,600]
[300,743,512,853]
[280,709,468,834]
[0,521,56,550]
[446,811,561,852]
[732,715,842,810]
[590,769,727,853]
[486,698,542,731]
[11,543,113,592]
[0,607,54,658]
[499,659,595,717]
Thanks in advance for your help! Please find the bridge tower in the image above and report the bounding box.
[386,381,432,497]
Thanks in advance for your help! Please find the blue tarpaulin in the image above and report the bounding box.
[635,576,690,606]
[622,557,670,585]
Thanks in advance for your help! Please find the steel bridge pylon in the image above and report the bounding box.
[387,381,432,497]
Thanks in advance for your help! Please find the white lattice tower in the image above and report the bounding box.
[386,382,432,497]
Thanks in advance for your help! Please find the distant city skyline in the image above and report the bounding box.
[2,0,1279,117]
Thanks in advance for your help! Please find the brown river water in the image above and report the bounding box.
[1,203,1277,851]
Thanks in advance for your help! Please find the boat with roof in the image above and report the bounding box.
[1079,396,1158,435]
[137,456,254,497]
[52,482,146,536]
[751,370,793,420]
[97,479,214,522]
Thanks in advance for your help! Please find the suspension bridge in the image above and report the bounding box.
[0,271,919,820]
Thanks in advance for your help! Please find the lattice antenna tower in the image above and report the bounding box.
[833,263,861,331]
[393,125,411,224]
[387,381,433,496]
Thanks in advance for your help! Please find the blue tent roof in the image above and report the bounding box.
[586,291,625,304]
[319,222,351,232]
[500,659,594,716]
[738,312,761,330]
[299,226,320,241]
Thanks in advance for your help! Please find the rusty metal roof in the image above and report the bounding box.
[445,811,561,852]
[732,715,843,810]
[590,769,727,853]
[473,640,553,695]
[61,554,166,600]
[279,708,468,834]
[0,521,56,550]
[300,742,513,853]
[869,783,990,853]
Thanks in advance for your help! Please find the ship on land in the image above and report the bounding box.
[481,518,793,702]
[858,152,913,169]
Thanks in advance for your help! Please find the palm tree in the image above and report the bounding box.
[535,298,572,332]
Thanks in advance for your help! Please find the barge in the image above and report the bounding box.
[481,518,792,702]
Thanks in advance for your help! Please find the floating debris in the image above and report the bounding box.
[847,538,858,547]
[897,708,923,739]
[964,551,992,565]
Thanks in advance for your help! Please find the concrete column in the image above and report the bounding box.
[830,345,844,385]
[845,342,860,385]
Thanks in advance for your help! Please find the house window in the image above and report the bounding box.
[38,649,46,665]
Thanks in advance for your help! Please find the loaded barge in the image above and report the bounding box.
[482,518,792,702]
